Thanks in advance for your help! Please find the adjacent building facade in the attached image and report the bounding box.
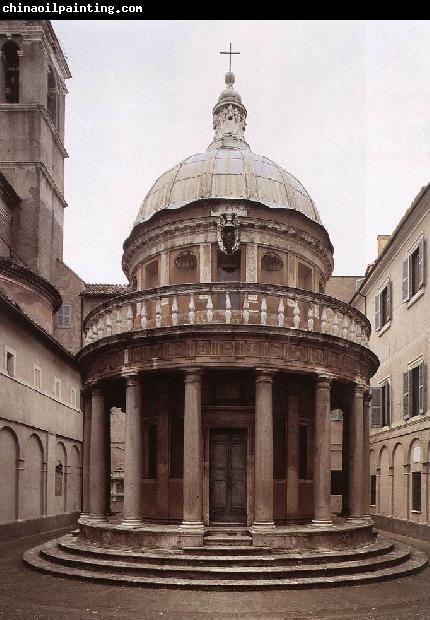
[351,185,430,539]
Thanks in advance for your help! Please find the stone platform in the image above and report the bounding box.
[23,521,428,590]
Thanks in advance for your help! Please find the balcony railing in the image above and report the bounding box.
[83,283,370,348]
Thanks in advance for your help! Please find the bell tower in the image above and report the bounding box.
[0,20,71,283]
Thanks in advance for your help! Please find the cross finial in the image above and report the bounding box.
[220,42,240,73]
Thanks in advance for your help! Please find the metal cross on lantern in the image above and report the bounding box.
[220,42,240,73]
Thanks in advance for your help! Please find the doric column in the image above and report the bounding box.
[121,371,143,527]
[81,393,92,518]
[312,375,332,525]
[348,384,365,520]
[286,391,299,521]
[362,391,372,518]
[181,368,203,527]
[253,369,275,529]
[88,384,108,522]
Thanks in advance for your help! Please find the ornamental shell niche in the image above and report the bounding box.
[174,250,197,271]
[261,252,283,272]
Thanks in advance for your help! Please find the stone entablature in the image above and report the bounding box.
[82,283,371,349]
[78,326,377,387]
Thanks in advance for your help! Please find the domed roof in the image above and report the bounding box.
[134,72,322,227]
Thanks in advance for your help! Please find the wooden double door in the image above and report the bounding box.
[209,428,247,524]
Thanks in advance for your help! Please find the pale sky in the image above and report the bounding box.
[53,20,430,284]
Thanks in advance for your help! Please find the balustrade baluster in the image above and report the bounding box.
[188,293,195,324]
[321,308,328,333]
[307,305,314,331]
[349,320,356,342]
[225,292,232,324]
[332,311,339,336]
[106,312,112,336]
[260,295,267,325]
[116,307,123,333]
[97,315,104,339]
[172,295,178,326]
[140,301,147,329]
[206,294,213,323]
[127,304,133,331]
[277,297,285,327]
[243,293,250,324]
[156,297,162,328]
[293,300,300,329]
[342,314,349,339]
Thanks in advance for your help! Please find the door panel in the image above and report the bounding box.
[209,429,247,523]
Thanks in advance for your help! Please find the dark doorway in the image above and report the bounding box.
[209,428,247,524]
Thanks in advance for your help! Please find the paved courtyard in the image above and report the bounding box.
[0,528,429,620]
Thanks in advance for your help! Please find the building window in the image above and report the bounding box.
[5,349,15,377]
[412,472,421,512]
[71,388,77,408]
[34,366,41,389]
[54,378,61,400]
[370,475,376,506]
[374,280,391,331]
[371,380,390,427]
[1,41,20,103]
[403,236,425,303]
[299,423,309,480]
[56,304,71,328]
[404,360,426,419]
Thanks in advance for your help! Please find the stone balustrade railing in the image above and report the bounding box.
[83,283,370,348]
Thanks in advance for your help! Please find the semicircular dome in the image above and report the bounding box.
[134,72,322,227]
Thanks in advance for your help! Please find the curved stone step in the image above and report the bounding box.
[38,540,413,580]
[58,535,395,566]
[23,544,428,590]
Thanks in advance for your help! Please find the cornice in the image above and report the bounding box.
[0,257,62,310]
[0,160,67,208]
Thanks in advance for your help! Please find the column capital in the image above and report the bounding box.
[184,367,203,383]
[86,381,103,396]
[353,383,367,397]
[121,367,139,379]
[255,368,276,383]
[315,374,332,387]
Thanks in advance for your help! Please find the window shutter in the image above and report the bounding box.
[385,382,391,426]
[418,362,425,415]
[403,371,410,419]
[402,257,410,302]
[371,387,382,427]
[386,280,392,322]
[374,294,381,331]
[418,238,425,289]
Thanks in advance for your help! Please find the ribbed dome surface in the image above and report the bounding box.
[135,147,321,225]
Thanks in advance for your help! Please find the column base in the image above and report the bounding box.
[251,521,275,532]
[346,516,367,524]
[179,521,205,548]
[119,518,144,529]
[310,518,333,527]
[86,515,109,524]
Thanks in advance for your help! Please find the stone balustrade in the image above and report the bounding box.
[83,283,370,348]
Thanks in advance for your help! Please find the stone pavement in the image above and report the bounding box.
[0,528,429,620]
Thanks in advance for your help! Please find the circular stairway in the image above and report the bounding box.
[23,530,427,590]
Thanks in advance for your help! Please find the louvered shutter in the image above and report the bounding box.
[374,294,381,331]
[385,382,391,426]
[418,238,425,289]
[371,387,382,427]
[403,371,410,419]
[418,362,425,415]
[386,281,392,322]
[402,258,410,302]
